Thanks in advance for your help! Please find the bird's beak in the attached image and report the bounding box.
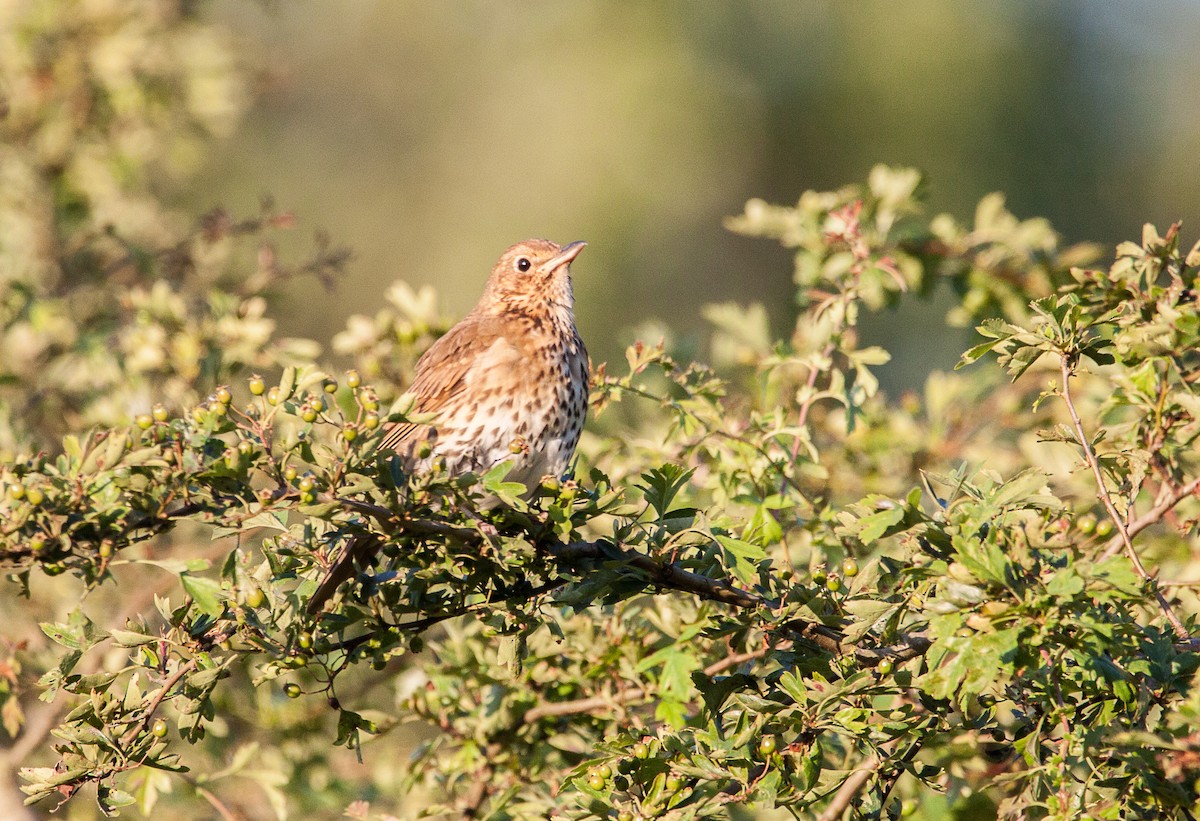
[539,240,587,273]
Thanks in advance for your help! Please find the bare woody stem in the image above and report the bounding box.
[1101,475,1200,560]
[816,756,881,821]
[1058,357,1191,640]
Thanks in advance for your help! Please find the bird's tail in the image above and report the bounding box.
[306,533,384,615]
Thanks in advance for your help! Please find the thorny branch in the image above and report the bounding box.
[1059,357,1191,640]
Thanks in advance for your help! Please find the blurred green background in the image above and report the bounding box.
[188,0,1200,389]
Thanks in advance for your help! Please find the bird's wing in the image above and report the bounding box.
[377,313,510,454]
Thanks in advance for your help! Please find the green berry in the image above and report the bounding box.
[284,683,301,699]
[825,575,842,593]
[309,397,325,413]
[618,812,634,821]
[757,734,777,756]
[596,763,612,779]
[1076,514,1097,534]
[24,486,44,506]
[237,440,253,456]
[343,425,358,442]
[152,403,169,422]
[842,558,859,577]
[99,542,112,559]
[7,482,23,500]
[363,412,379,430]
[191,406,207,423]
[297,476,315,493]
[215,386,232,404]
[1095,519,1114,537]
[362,394,379,411]
[249,375,266,395]
[632,742,650,759]
[300,405,317,423]
[151,719,168,738]
[29,537,45,553]
[346,370,361,389]
[587,774,605,790]
[665,775,683,793]
[298,631,314,651]
[877,658,894,676]
[245,587,265,608]
[267,387,281,406]
[135,414,154,430]
[323,379,337,394]
[811,568,827,586]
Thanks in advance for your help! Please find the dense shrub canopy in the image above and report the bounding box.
[3,4,1200,821]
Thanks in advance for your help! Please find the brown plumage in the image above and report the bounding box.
[307,239,589,613]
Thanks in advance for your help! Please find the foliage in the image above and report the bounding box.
[5,6,1200,821]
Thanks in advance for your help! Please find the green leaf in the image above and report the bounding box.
[714,535,765,585]
[180,574,225,617]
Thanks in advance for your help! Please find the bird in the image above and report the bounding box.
[307,239,589,613]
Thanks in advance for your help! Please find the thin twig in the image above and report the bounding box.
[1101,475,1200,560]
[120,659,197,747]
[1059,358,1190,640]
[816,755,881,821]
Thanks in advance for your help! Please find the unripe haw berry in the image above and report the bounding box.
[249,375,266,395]
[842,558,859,577]
[135,414,154,430]
[152,719,168,738]
[363,413,379,430]
[152,403,169,422]
[346,369,361,388]
[757,734,777,756]
[215,386,232,404]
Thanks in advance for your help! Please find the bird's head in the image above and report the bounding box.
[478,238,586,315]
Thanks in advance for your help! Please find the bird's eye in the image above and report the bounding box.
[516,257,532,272]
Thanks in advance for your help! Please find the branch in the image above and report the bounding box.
[816,755,880,821]
[547,540,761,609]
[1101,475,1200,559]
[1059,358,1191,640]
[120,659,197,746]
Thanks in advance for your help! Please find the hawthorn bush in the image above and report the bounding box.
[4,6,1200,821]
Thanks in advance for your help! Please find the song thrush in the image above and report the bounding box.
[307,239,589,612]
